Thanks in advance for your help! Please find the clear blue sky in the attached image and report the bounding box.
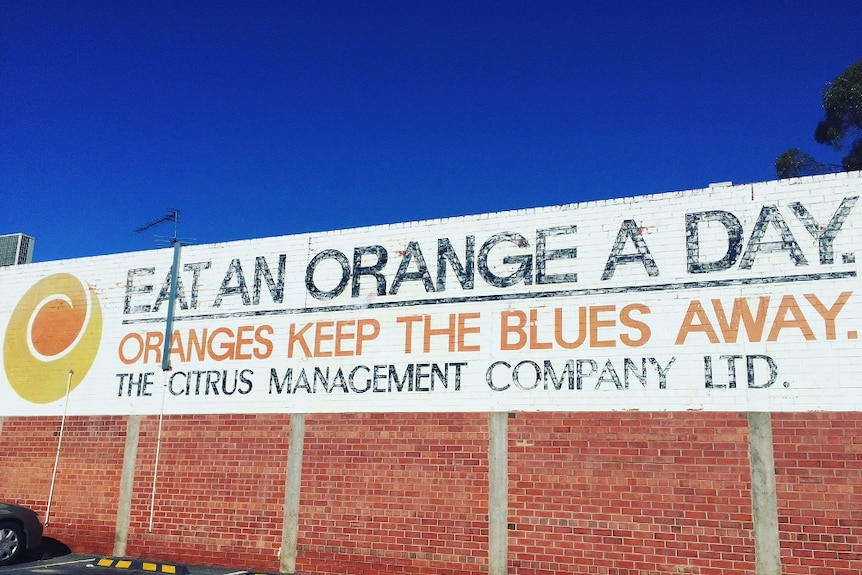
[2,1,860,263]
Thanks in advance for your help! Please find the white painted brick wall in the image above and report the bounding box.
[2,171,861,415]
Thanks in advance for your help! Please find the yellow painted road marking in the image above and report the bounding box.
[93,557,188,574]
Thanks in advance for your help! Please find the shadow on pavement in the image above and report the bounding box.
[38,538,72,560]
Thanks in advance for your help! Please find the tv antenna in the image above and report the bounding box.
[135,208,181,246]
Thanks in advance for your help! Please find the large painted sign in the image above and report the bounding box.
[2,173,861,415]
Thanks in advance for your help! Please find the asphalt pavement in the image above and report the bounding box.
[0,552,267,575]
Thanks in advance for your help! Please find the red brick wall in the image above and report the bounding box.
[509,412,754,575]
[0,416,125,555]
[1,412,859,574]
[773,413,861,575]
[124,414,292,567]
[294,413,489,575]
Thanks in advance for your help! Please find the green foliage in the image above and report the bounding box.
[776,58,862,178]
[815,60,862,148]
[846,138,862,172]
[775,149,816,179]
[774,148,836,179]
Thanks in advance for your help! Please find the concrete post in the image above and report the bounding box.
[280,413,306,574]
[747,412,782,575]
[0,417,4,438]
[488,412,509,575]
[114,414,141,557]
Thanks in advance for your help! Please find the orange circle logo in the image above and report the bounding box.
[3,273,102,403]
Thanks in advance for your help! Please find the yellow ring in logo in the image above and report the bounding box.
[3,273,102,404]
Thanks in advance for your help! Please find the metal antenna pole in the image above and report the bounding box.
[135,209,183,370]
[161,237,182,371]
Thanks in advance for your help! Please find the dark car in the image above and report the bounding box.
[0,503,43,565]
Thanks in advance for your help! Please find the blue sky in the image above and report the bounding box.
[2,1,860,263]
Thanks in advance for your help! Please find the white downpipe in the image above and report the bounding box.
[150,240,180,532]
[46,371,73,525]
[148,374,169,532]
